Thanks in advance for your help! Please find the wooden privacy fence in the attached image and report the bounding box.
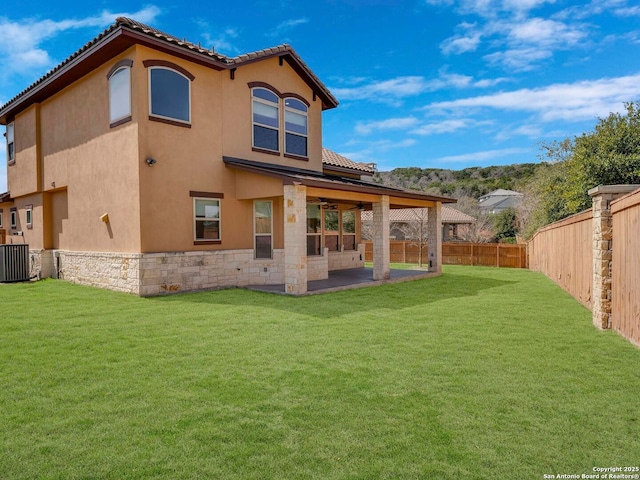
[528,185,640,348]
[442,242,526,269]
[363,241,527,268]
[611,189,640,347]
[528,210,593,310]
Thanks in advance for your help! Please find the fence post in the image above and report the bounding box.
[496,244,500,268]
[588,185,640,330]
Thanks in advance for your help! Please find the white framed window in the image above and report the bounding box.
[194,198,220,241]
[6,122,14,163]
[284,97,308,157]
[307,204,322,256]
[109,66,131,124]
[149,67,191,124]
[0,210,3,228]
[25,205,33,229]
[342,210,356,251]
[252,87,279,152]
[254,200,273,259]
[10,208,17,229]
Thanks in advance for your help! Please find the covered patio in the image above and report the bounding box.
[246,266,438,295]
[225,156,455,295]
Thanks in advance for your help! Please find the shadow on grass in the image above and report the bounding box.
[149,269,516,319]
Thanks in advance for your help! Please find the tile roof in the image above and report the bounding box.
[322,148,375,174]
[116,17,232,63]
[361,206,475,224]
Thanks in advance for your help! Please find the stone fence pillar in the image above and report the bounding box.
[588,185,640,329]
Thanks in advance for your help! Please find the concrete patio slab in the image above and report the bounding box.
[246,267,438,295]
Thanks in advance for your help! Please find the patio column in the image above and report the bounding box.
[284,184,307,295]
[372,195,390,280]
[427,203,442,274]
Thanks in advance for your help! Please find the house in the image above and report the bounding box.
[478,189,523,214]
[0,18,455,295]
[361,206,476,241]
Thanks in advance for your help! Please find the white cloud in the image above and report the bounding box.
[483,47,552,71]
[441,32,482,54]
[0,6,162,74]
[355,117,419,135]
[198,23,241,54]
[332,72,504,103]
[435,147,532,163]
[507,17,585,46]
[423,74,640,122]
[410,119,474,135]
[269,18,309,38]
[332,76,430,103]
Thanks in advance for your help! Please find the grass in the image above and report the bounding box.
[1,265,639,479]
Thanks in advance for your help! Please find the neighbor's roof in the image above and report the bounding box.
[479,189,523,200]
[322,148,375,175]
[0,17,338,123]
[361,206,475,224]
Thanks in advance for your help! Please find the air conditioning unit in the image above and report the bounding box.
[0,244,30,283]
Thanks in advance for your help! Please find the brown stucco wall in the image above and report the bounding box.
[7,105,39,197]
[38,48,142,253]
[134,46,314,253]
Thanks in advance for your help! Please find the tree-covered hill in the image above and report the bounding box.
[371,163,542,199]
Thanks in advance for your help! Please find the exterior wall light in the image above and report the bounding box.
[145,157,157,166]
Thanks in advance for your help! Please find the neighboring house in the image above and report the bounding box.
[361,206,475,241]
[0,18,454,295]
[478,189,523,214]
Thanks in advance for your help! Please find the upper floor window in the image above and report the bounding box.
[284,98,308,157]
[252,88,279,152]
[0,210,3,228]
[149,67,191,124]
[109,65,131,125]
[6,123,14,164]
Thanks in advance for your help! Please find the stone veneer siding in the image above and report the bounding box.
[40,249,286,296]
[28,246,367,295]
[328,244,365,271]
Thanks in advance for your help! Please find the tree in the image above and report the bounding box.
[455,196,494,243]
[521,101,640,236]
[492,207,518,240]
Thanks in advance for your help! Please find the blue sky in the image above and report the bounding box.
[2,0,640,191]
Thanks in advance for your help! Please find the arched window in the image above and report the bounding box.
[252,87,280,152]
[149,67,191,123]
[284,97,308,157]
[109,67,131,124]
[107,59,133,127]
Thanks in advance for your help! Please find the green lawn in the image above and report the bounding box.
[1,266,639,479]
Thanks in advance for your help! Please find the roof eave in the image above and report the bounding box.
[234,48,338,110]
